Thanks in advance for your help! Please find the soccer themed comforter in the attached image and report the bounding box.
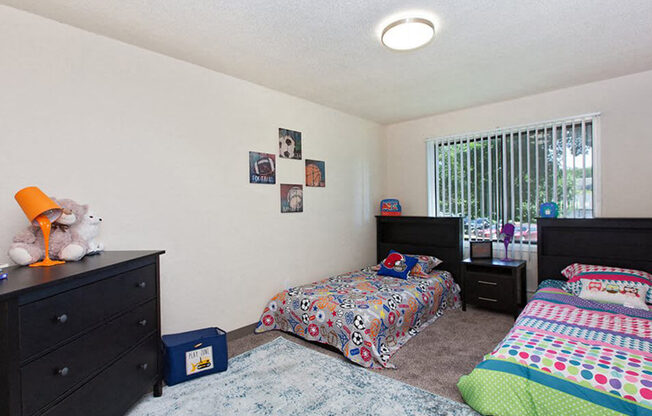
[255,267,461,368]
[458,280,652,416]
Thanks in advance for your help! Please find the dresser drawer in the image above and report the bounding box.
[21,300,157,415]
[42,335,159,416]
[466,272,514,311]
[20,264,157,360]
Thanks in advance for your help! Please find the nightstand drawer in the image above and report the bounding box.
[465,272,514,312]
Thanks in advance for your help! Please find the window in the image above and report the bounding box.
[426,113,599,245]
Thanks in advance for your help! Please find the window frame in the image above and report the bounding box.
[426,113,602,243]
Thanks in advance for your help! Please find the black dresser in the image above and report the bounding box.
[0,251,165,416]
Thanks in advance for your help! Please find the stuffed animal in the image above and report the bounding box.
[60,204,104,261]
[8,198,103,265]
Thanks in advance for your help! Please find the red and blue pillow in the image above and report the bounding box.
[378,250,418,279]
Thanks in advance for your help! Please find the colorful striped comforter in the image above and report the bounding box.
[255,267,461,368]
[458,280,652,416]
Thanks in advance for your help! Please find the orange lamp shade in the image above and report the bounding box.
[15,186,62,225]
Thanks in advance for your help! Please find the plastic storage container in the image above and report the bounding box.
[162,327,228,386]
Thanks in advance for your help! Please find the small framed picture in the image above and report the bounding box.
[470,241,492,259]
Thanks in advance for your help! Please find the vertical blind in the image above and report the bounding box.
[427,113,599,245]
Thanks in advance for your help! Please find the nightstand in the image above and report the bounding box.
[461,258,526,317]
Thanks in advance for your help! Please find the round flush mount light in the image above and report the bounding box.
[381,17,435,51]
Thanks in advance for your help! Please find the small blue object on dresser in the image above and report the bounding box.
[539,202,559,218]
[380,199,401,216]
[162,327,228,386]
[0,263,8,280]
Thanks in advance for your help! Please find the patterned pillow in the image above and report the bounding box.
[561,263,652,304]
[406,254,443,277]
[378,250,418,280]
[578,279,649,310]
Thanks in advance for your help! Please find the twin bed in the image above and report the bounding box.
[460,218,652,416]
[255,216,652,415]
[255,216,463,368]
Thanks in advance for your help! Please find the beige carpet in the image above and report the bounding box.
[228,305,513,403]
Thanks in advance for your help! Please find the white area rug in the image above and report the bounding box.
[128,337,478,415]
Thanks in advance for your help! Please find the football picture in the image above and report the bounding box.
[279,128,302,159]
[249,151,276,184]
[305,159,325,187]
[280,184,303,213]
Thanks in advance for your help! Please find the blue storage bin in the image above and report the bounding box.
[162,327,228,386]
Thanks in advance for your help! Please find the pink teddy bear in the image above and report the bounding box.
[8,198,103,265]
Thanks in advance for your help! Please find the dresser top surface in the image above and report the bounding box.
[0,251,164,301]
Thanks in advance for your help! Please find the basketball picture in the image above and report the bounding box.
[279,128,302,159]
[249,151,276,184]
[305,159,325,187]
[280,184,303,213]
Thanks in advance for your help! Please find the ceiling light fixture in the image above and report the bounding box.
[381,17,434,51]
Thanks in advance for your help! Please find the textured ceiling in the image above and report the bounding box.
[4,0,652,124]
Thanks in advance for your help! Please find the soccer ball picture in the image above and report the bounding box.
[279,128,302,159]
[280,135,295,158]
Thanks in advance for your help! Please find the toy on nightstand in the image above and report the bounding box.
[380,199,402,216]
[0,263,8,280]
[499,223,515,261]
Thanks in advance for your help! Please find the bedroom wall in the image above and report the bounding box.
[0,6,385,333]
[384,69,652,292]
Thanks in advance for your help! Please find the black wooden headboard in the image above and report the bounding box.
[537,218,652,284]
[376,216,463,283]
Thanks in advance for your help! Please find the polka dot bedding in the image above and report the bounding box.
[255,267,461,368]
[458,280,652,416]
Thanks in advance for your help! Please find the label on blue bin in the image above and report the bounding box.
[186,346,214,376]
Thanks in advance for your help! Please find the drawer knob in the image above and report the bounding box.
[57,367,70,377]
[478,296,498,302]
[138,319,148,327]
[136,282,147,289]
[139,363,149,371]
[477,280,498,286]
[56,314,68,324]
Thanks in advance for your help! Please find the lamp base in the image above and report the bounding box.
[29,258,65,267]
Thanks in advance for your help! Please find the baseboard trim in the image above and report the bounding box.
[227,322,257,341]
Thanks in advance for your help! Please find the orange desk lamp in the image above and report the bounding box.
[15,186,65,267]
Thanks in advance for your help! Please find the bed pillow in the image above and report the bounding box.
[561,263,652,304]
[578,279,649,310]
[378,250,418,280]
[407,254,443,277]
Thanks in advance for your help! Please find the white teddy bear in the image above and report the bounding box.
[60,207,105,261]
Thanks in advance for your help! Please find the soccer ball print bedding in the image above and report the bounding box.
[255,268,461,368]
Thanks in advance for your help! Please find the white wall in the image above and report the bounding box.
[385,70,652,291]
[0,6,385,333]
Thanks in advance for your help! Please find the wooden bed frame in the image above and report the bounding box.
[376,216,463,283]
[537,218,652,284]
